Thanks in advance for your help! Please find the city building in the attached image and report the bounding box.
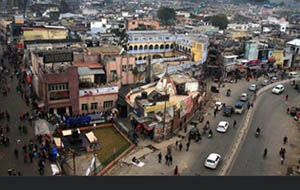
[125,73,202,141]
[30,49,80,115]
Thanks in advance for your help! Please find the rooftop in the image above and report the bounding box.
[87,45,123,55]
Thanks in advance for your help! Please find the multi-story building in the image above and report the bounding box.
[125,17,161,31]
[126,30,208,64]
[30,49,80,116]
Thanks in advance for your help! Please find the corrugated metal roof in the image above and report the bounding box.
[78,67,105,76]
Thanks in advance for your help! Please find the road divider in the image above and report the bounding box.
[219,78,300,176]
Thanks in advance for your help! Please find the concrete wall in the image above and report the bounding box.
[79,93,118,114]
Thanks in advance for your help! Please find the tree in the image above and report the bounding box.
[210,14,229,30]
[157,7,176,26]
[59,0,70,13]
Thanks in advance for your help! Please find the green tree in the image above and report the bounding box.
[157,7,176,26]
[59,0,70,13]
[210,14,229,30]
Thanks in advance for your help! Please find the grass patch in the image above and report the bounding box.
[93,127,131,166]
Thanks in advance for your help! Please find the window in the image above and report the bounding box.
[48,83,69,91]
[104,101,113,109]
[122,65,127,72]
[128,64,133,71]
[111,70,117,81]
[91,102,98,110]
[81,104,88,111]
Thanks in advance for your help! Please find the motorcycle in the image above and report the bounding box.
[226,89,231,97]
[255,131,260,138]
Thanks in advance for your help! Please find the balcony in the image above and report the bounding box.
[127,48,173,54]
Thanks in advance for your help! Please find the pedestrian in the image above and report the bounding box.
[14,149,18,160]
[6,124,9,133]
[24,153,28,163]
[283,136,288,145]
[18,126,22,134]
[281,156,284,165]
[167,145,172,153]
[29,152,34,163]
[158,152,162,164]
[165,154,169,165]
[286,94,288,101]
[8,168,13,176]
[169,154,173,165]
[179,142,183,152]
[22,144,27,153]
[175,141,178,149]
[287,107,290,114]
[247,102,251,110]
[233,120,237,128]
[186,142,190,152]
[213,109,217,118]
[174,165,179,176]
[38,167,44,176]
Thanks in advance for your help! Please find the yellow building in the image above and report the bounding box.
[231,32,248,40]
[273,50,284,66]
[21,26,68,41]
[126,30,208,62]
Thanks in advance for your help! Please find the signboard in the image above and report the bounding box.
[49,91,70,101]
[179,96,193,117]
[43,52,73,63]
[145,101,177,113]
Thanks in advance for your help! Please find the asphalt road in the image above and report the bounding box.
[230,83,300,175]
[179,79,263,175]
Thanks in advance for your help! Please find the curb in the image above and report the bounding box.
[219,78,300,176]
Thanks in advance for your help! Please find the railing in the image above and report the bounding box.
[127,49,173,54]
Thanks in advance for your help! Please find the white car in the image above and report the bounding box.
[216,121,229,133]
[215,101,223,111]
[240,93,248,102]
[271,76,278,83]
[261,79,269,86]
[272,84,284,94]
[204,153,221,169]
[248,84,257,91]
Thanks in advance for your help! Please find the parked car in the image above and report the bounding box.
[288,72,300,78]
[248,84,258,92]
[272,84,285,94]
[261,79,269,86]
[223,105,234,117]
[204,153,221,169]
[270,76,279,83]
[240,93,248,102]
[215,101,223,111]
[216,121,229,133]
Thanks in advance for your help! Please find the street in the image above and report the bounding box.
[0,43,51,176]
[107,78,264,175]
[230,84,300,175]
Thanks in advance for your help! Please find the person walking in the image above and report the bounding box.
[186,142,190,152]
[174,165,179,176]
[287,107,290,114]
[169,154,173,165]
[14,149,19,160]
[18,126,22,134]
[158,152,162,164]
[283,136,288,145]
[29,152,34,163]
[281,155,285,165]
[247,102,251,110]
[165,154,169,165]
[213,109,217,118]
[286,94,288,101]
[23,153,28,163]
[175,141,178,149]
[179,142,183,152]
[233,120,237,128]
